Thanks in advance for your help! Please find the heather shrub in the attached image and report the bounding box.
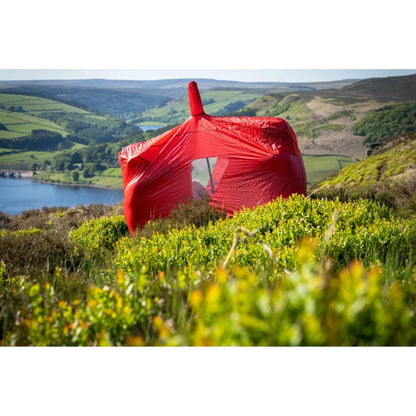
[0,227,81,277]
[138,197,226,239]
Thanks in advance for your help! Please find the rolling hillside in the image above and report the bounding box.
[0,78,357,119]
[246,74,416,159]
[312,131,416,215]
[0,93,92,139]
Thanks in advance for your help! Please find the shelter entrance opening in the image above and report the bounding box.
[191,157,217,200]
[191,155,230,200]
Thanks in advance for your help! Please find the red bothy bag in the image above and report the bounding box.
[119,81,306,234]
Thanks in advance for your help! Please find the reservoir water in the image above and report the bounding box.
[0,178,123,216]
[137,124,166,131]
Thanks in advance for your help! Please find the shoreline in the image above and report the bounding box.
[0,171,123,191]
[32,177,123,191]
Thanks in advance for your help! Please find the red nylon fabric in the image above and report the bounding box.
[119,81,306,234]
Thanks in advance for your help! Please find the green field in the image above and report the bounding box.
[302,154,356,187]
[0,144,87,170]
[34,167,123,188]
[139,89,263,124]
[0,94,89,114]
[0,109,68,139]
[0,93,110,142]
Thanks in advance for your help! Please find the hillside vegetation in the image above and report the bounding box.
[353,102,416,145]
[0,93,143,184]
[1,195,416,346]
[245,74,416,158]
[136,89,263,125]
[312,131,416,216]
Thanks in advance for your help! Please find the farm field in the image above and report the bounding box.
[303,154,356,187]
[34,168,123,188]
[0,144,87,170]
[0,93,89,114]
[0,109,68,139]
[139,89,263,124]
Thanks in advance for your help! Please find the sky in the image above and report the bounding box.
[0,69,416,83]
[2,1,415,84]
[2,0,415,411]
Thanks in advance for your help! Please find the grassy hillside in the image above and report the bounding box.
[0,93,143,176]
[317,132,416,187]
[0,109,68,139]
[343,73,416,101]
[1,195,416,346]
[137,89,264,125]
[245,74,416,159]
[312,131,416,216]
[0,93,85,139]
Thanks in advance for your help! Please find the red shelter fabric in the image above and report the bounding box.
[119,81,306,234]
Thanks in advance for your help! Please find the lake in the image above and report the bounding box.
[0,177,124,216]
[137,124,166,131]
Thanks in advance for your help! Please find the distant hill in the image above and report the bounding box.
[246,73,416,158]
[0,77,358,118]
[343,73,416,101]
[0,77,357,91]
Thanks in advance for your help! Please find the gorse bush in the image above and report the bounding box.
[71,215,129,262]
[3,239,415,346]
[1,195,416,346]
[115,196,412,278]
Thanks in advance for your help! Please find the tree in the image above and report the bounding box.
[0,122,7,131]
[82,165,95,178]
[72,171,80,182]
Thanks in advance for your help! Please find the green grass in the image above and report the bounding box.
[35,169,123,188]
[0,93,89,114]
[303,154,356,187]
[0,109,68,139]
[140,89,263,124]
[101,167,122,177]
[319,134,416,188]
[0,143,87,170]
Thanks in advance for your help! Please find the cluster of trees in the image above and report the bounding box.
[36,111,140,145]
[0,130,70,150]
[0,104,23,112]
[353,102,416,145]
[49,133,149,177]
[49,89,170,116]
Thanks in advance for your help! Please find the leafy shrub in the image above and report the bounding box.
[71,215,129,262]
[172,248,415,346]
[3,240,415,346]
[138,197,226,239]
[115,196,412,279]
[2,195,416,346]
[312,176,416,217]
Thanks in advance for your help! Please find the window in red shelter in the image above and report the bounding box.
[191,156,230,200]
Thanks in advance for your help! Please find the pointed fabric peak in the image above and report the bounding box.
[188,81,205,117]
